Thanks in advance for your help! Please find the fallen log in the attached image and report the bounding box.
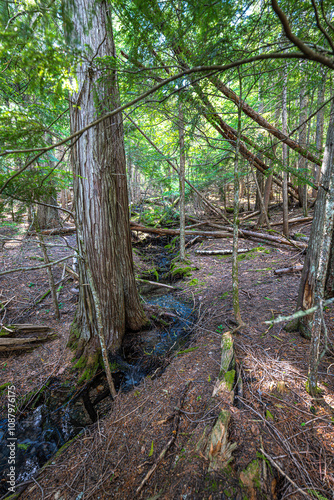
[0,330,56,351]
[270,216,313,227]
[222,226,308,250]
[274,264,303,275]
[240,210,261,221]
[2,324,52,334]
[0,335,53,345]
[130,222,231,238]
[28,226,76,236]
[195,248,251,255]
[130,222,307,250]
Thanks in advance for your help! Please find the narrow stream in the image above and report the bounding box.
[0,236,195,495]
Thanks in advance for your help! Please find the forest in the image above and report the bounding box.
[0,0,334,498]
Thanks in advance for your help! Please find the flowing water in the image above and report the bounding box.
[0,292,195,495]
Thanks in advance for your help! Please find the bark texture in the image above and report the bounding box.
[69,0,146,355]
[297,101,334,341]
[36,194,60,229]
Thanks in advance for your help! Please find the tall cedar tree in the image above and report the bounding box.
[67,0,146,373]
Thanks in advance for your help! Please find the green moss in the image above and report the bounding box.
[0,382,11,393]
[176,346,200,356]
[240,459,261,490]
[224,370,236,391]
[170,263,195,278]
[222,336,233,350]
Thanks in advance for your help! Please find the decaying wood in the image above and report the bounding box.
[3,324,52,333]
[195,248,250,255]
[274,264,303,275]
[136,381,191,495]
[136,279,175,290]
[0,329,56,351]
[270,216,313,227]
[205,332,237,471]
[212,332,235,401]
[130,222,231,238]
[28,226,76,235]
[65,265,79,279]
[0,334,53,345]
[226,227,307,250]
[240,210,261,221]
[130,221,307,250]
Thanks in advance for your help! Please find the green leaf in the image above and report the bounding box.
[149,441,154,457]
[265,410,275,421]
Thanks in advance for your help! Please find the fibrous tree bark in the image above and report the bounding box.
[297,100,334,333]
[67,0,146,376]
[296,101,334,394]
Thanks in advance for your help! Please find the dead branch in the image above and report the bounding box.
[136,279,175,290]
[259,448,312,499]
[270,217,313,227]
[0,254,74,276]
[274,264,303,275]
[195,248,250,255]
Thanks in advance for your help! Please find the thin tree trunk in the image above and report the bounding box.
[125,114,230,223]
[232,75,243,326]
[35,221,60,320]
[313,71,327,196]
[297,82,308,213]
[282,63,289,237]
[178,99,186,261]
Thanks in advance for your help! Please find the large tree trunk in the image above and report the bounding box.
[68,0,146,368]
[297,100,334,342]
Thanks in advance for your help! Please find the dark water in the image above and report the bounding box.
[0,292,194,495]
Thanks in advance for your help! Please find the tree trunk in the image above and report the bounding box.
[313,71,327,196]
[178,100,186,261]
[36,193,60,229]
[68,0,146,370]
[254,168,264,211]
[297,100,334,347]
[282,63,289,237]
[297,83,308,213]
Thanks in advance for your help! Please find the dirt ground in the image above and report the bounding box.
[0,206,334,500]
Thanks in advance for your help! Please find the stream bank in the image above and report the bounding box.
[0,235,197,496]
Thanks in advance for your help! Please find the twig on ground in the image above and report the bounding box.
[135,381,191,496]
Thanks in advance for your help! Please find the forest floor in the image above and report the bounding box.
[0,205,334,500]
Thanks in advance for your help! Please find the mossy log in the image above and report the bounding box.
[205,409,237,472]
[212,332,236,402]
